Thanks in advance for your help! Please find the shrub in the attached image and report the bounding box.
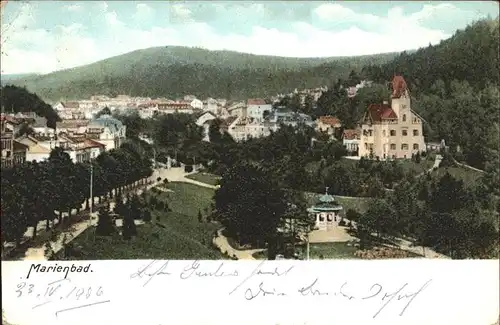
[96,206,115,236]
[338,219,347,227]
[163,178,169,184]
[345,209,361,222]
[415,152,421,163]
[122,214,137,240]
[143,209,152,223]
[157,177,162,182]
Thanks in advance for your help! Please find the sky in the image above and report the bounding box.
[0,1,498,75]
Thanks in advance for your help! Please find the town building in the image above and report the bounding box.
[358,76,426,160]
[190,98,203,110]
[53,102,83,120]
[203,98,218,115]
[267,111,315,128]
[227,101,247,118]
[342,129,361,155]
[195,112,217,142]
[247,99,272,122]
[316,116,341,136]
[85,114,126,151]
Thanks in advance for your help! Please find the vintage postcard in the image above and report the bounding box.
[1,1,499,324]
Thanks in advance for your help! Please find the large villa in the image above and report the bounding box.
[357,76,426,160]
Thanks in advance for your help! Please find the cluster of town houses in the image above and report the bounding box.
[1,76,432,168]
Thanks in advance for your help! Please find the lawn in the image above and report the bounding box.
[432,166,483,186]
[185,172,221,186]
[57,182,225,260]
[394,158,435,175]
[303,191,373,214]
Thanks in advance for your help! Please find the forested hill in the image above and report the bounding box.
[8,46,398,102]
[0,85,60,128]
[362,18,499,92]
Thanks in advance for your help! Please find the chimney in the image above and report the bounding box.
[383,100,389,105]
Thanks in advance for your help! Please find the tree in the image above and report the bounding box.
[345,209,361,223]
[198,209,203,223]
[359,199,397,238]
[114,195,126,216]
[128,195,143,220]
[122,213,137,240]
[96,205,115,236]
[143,209,152,223]
[214,163,287,259]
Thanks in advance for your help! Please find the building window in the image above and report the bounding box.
[390,144,396,150]
[382,130,386,136]
[390,130,396,136]
[402,114,407,122]
[402,130,408,136]
[413,129,419,136]
[401,143,409,150]
[413,144,419,150]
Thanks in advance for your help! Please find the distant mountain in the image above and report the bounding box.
[1,73,38,84]
[8,46,399,101]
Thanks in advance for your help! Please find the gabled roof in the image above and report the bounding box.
[343,129,361,140]
[13,140,29,151]
[219,116,238,130]
[366,104,398,122]
[391,75,408,99]
[317,116,341,126]
[247,98,267,106]
[60,102,80,109]
[27,143,51,154]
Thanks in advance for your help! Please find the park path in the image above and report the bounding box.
[212,229,264,260]
[22,167,189,261]
[393,238,450,259]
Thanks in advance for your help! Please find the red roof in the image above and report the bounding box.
[391,75,408,98]
[366,104,398,122]
[0,114,20,124]
[247,99,267,106]
[62,101,80,109]
[158,103,190,109]
[343,129,360,140]
[317,116,341,126]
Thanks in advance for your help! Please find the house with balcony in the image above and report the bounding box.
[85,114,126,151]
[358,76,426,160]
[342,128,361,155]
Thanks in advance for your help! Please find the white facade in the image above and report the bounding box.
[190,99,203,110]
[227,117,271,142]
[247,104,272,122]
[203,98,218,114]
[343,138,360,152]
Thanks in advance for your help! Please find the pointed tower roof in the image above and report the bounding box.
[391,75,408,98]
